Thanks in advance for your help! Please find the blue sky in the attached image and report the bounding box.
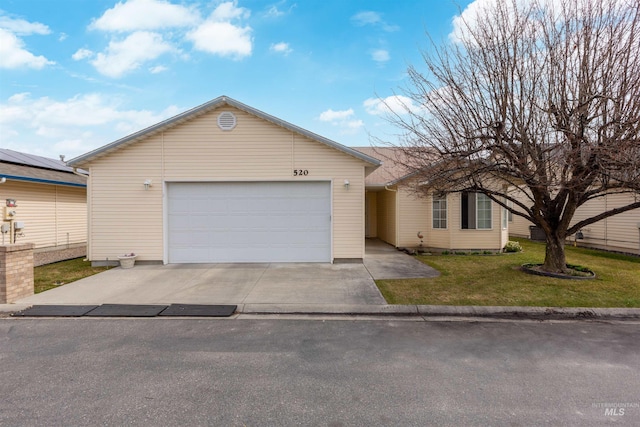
[0,0,474,160]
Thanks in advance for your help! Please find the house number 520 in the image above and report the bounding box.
[293,169,309,176]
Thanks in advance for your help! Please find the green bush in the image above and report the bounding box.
[503,241,523,253]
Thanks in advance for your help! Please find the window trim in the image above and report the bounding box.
[461,191,493,230]
[502,200,508,230]
[432,194,448,229]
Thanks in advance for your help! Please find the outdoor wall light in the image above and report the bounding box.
[344,179,350,189]
[575,230,584,240]
[144,179,152,190]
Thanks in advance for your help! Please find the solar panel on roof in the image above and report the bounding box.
[0,149,75,173]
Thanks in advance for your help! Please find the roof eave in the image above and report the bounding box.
[1,175,87,188]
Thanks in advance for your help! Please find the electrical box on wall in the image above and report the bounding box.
[3,207,17,220]
[1,223,9,233]
[14,221,25,230]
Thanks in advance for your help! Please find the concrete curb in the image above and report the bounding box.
[2,303,639,320]
[237,304,640,320]
[0,304,29,314]
[239,304,419,315]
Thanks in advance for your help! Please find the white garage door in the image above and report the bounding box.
[167,182,331,263]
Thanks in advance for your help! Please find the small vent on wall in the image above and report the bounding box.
[217,112,237,131]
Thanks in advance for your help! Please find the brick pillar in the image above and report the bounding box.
[0,243,35,303]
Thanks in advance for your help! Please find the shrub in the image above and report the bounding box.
[503,241,523,253]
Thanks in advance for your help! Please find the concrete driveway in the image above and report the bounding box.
[17,240,439,307]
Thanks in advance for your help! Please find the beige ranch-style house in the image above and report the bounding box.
[354,147,509,252]
[68,96,510,266]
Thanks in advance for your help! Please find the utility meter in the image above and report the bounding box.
[3,207,17,220]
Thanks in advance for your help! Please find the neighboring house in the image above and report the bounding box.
[509,192,640,255]
[354,147,509,252]
[68,96,381,265]
[0,149,87,265]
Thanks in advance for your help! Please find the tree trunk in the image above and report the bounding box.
[543,233,568,273]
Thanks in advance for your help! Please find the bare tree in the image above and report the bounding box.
[381,0,640,273]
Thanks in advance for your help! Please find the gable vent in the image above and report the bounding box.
[217,111,237,131]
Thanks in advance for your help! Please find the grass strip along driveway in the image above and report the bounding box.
[35,258,112,294]
[377,238,640,308]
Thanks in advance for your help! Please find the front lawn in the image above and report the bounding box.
[377,238,640,307]
[34,258,112,294]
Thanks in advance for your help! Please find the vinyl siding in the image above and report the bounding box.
[396,184,430,248]
[509,189,640,253]
[0,180,86,248]
[376,188,397,246]
[570,193,639,253]
[424,192,451,249]
[85,106,368,262]
[365,192,378,238]
[372,188,504,250]
[604,193,640,252]
[448,192,504,250]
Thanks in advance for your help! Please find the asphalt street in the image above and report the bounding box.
[1,317,638,426]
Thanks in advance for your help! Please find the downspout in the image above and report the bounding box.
[72,167,90,261]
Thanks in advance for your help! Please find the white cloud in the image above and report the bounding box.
[319,108,354,122]
[335,119,364,134]
[364,95,420,116]
[351,10,399,32]
[79,1,254,76]
[450,0,503,43]
[371,49,389,63]
[90,31,176,78]
[265,5,284,18]
[352,11,382,26]
[270,42,292,55]
[210,1,250,21]
[149,65,167,73]
[72,48,94,61]
[89,0,199,32]
[188,22,252,58]
[0,92,181,158]
[0,15,50,35]
[187,2,252,59]
[449,0,595,43]
[0,28,54,69]
[264,2,295,18]
[318,108,363,134]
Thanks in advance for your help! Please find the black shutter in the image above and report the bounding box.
[462,192,469,229]
[461,192,476,229]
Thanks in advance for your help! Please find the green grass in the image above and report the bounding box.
[34,258,112,294]
[377,238,640,307]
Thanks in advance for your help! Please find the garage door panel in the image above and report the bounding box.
[168,182,331,263]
